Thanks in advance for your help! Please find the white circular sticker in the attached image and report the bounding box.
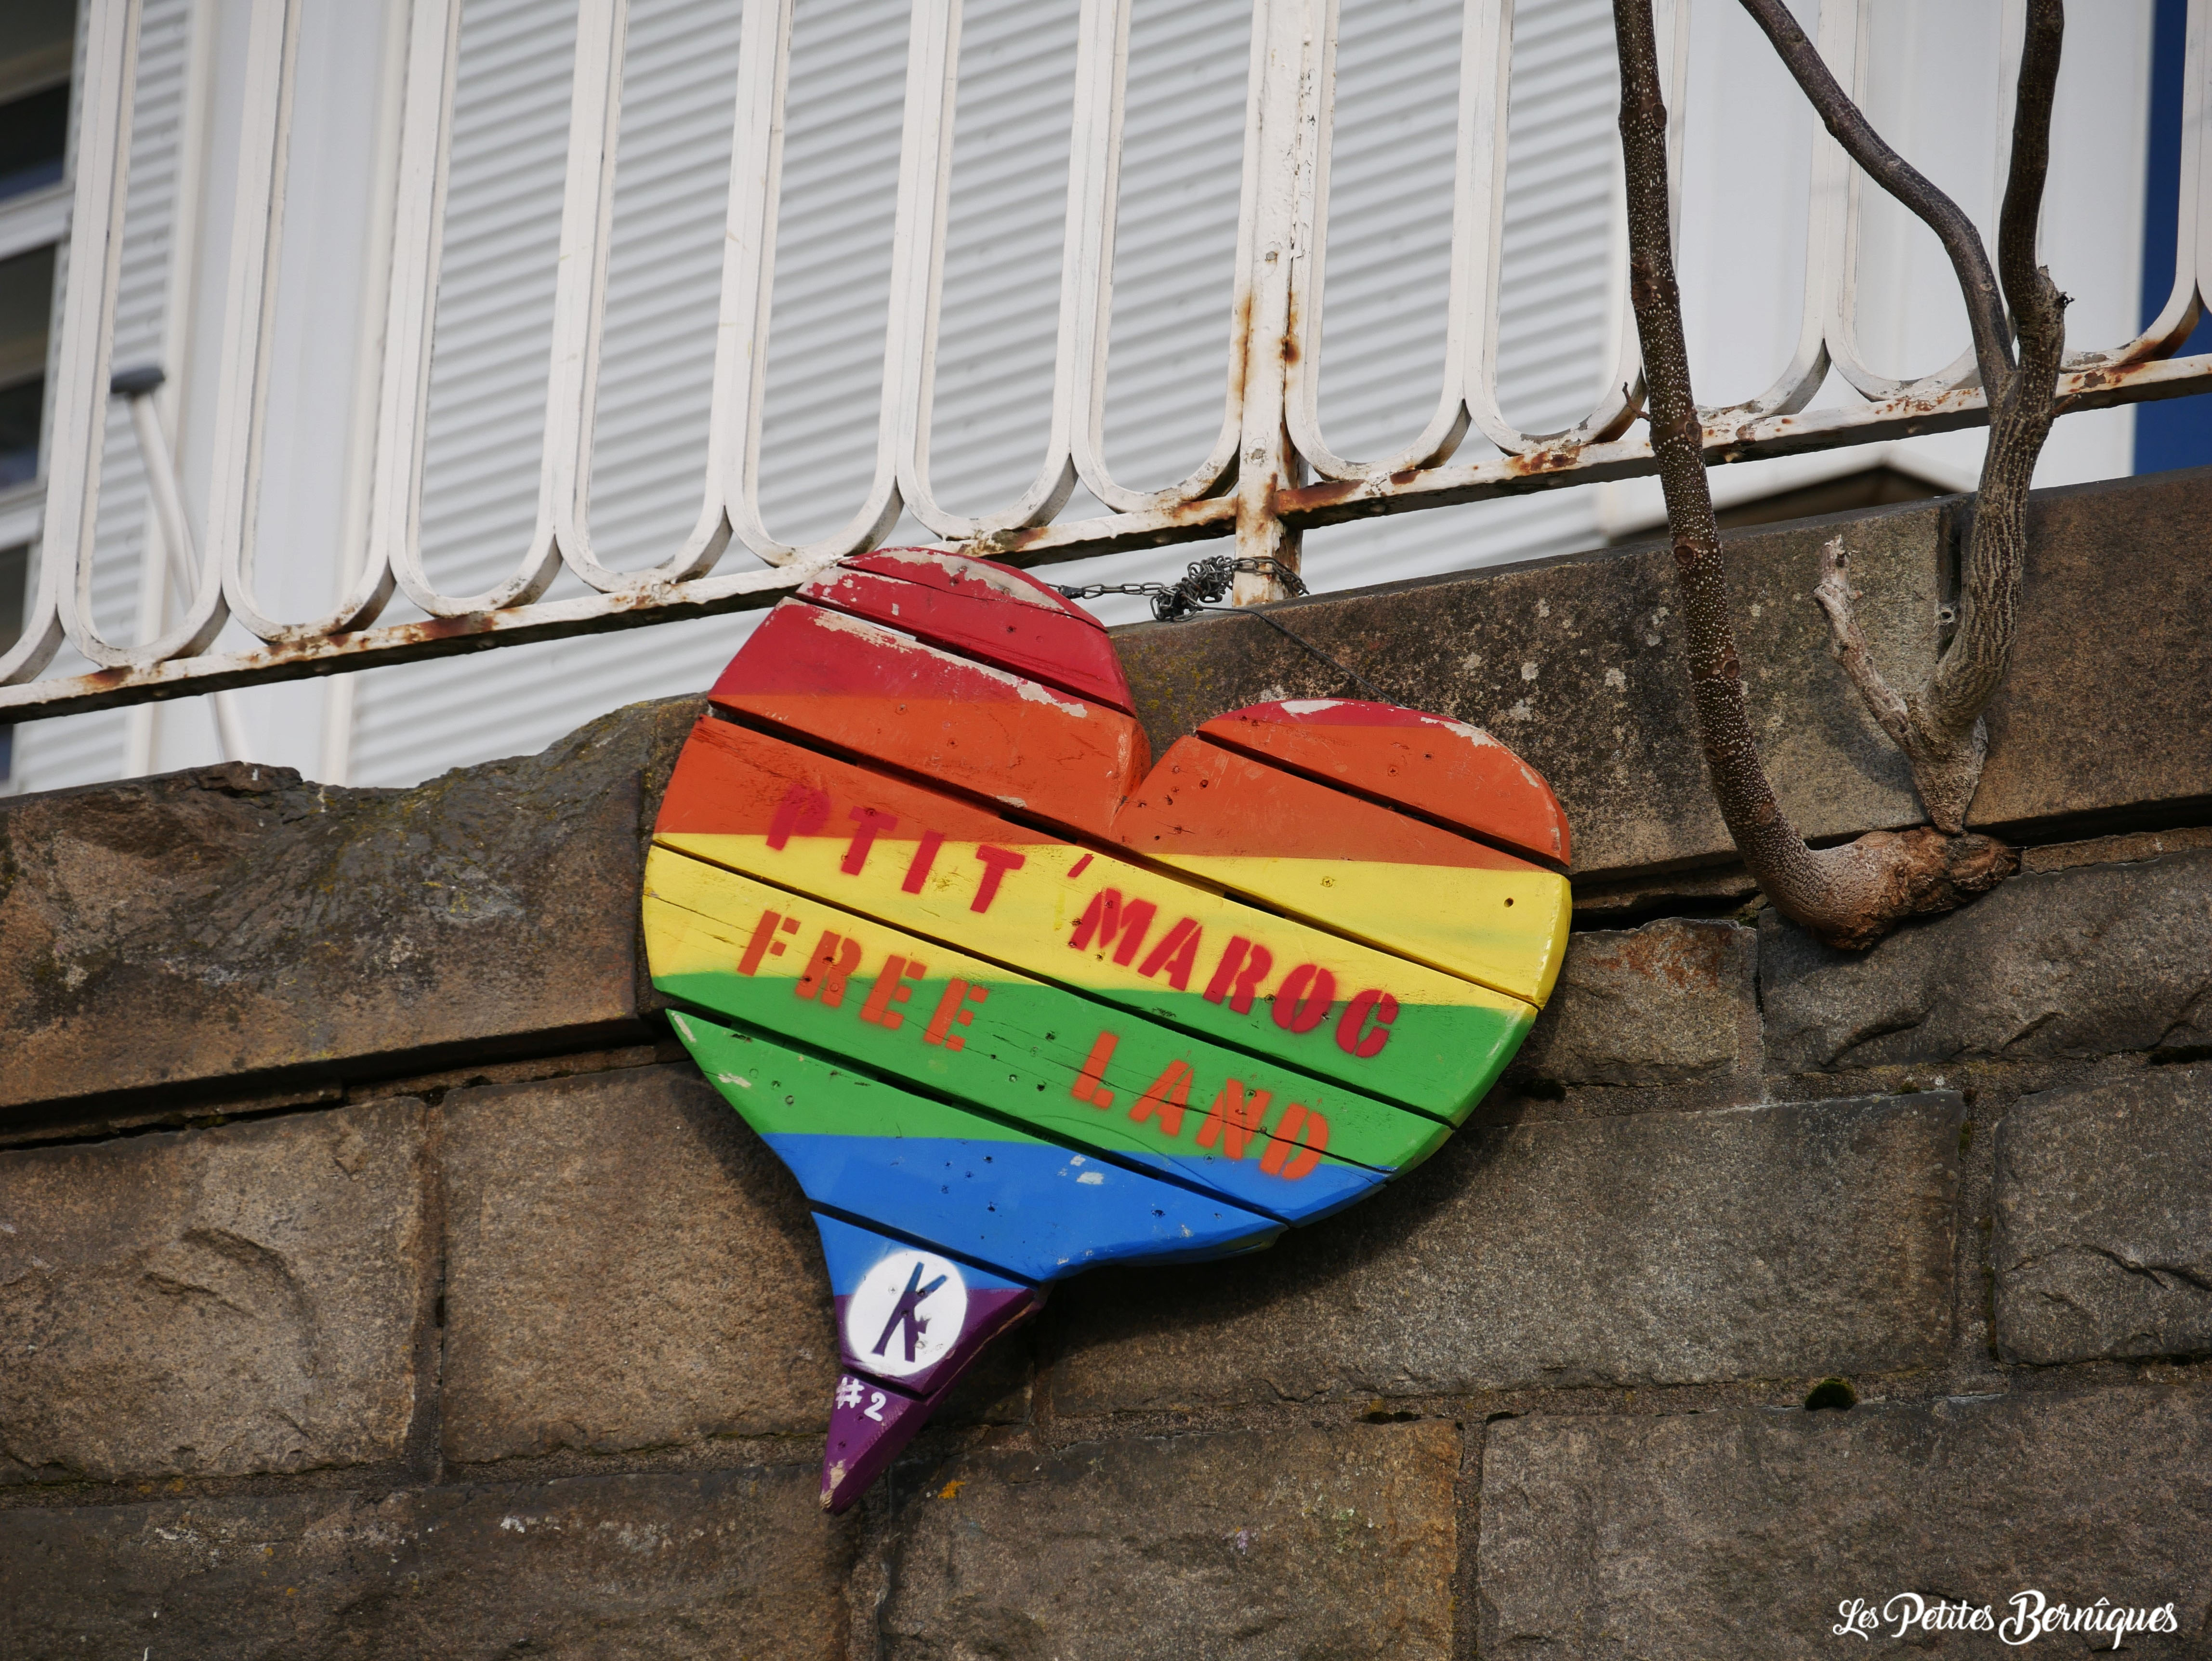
[842,1249,969,1379]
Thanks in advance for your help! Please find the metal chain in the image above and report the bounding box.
[1057,554,1306,621]
[1057,556,1401,706]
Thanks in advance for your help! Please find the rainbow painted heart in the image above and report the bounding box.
[642,549,1571,1510]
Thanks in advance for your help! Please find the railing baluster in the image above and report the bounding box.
[218,0,400,647]
[1227,0,1322,600]
[1824,0,1979,403]
[373,0,462,616]
[386,0,567,618]
[545,0,735,593]
[724,0,903,571]
[898,0,1093,542]
[1283,0,1481,485]
[1703,0,1846,426]
[2085,0,2207,368]
[46,0,145,674]
[0,0,137,689]
[1076,0,1265,516]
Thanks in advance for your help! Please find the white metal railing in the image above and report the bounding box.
[4,0,2209,720]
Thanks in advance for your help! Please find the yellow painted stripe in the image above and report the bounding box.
[1152,854,1570,1007]
[655,829,1514,1010]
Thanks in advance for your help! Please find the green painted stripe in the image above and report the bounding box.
[666,1009,1037,1143]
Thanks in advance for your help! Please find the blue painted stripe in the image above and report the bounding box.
[765,1133,1282,1283]
[1062,1133,1382,1226]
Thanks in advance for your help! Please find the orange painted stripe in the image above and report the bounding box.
[1198,699,1571,866]
[657,716,1063,845]
[1112,738,1538,872]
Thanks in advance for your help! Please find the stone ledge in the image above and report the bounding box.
[0,1099,428,1484]
[1995,1065,2212,1365]
[4,471,2200,1128]
[875,1422,1459,1659]
[0,1466,850,1660]
[1479,1387,2212,1659]
[1050,1091,1961,1412]
[0,696,699,1117]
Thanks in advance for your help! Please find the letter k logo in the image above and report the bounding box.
[871,1259,948,1363]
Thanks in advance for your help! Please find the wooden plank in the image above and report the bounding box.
[654,715,1535,1121]
[709,602,1148,839]
[800,565,1136,713]
[645,845,1447,1220]
[1198,699,1572,867]
[663,1007,1283,1283]
[1111,738,1571,1007]
[839,547,1109,631]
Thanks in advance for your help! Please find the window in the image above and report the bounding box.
[0,244,53,490]
[0,1,71,205]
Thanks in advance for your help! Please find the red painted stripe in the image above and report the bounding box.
[800,566,1136,713]
[839,548,1109,631]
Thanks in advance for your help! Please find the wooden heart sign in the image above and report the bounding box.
[642,548,1571,1511]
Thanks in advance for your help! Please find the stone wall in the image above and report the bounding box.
[1,471,2207,1658]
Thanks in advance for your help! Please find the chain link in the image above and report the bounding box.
[1055,554,1308,622]
[1056,555,1398,706]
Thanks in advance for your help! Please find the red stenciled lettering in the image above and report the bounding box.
[922,979,988,1051]
[859,955,926,1029]
[1196,1079,1272,1160]
[900,829,947,893]
[1070,1031,1119,1109]
[1202,937,1275,1015]
[1070,890,1158,965]
[737,910,783,975]
[1271,963,1337,1034]
[1335,988,1399,1058]
[1128,1060,1194,1139]
[795,930,863,1007]
[970,844,1027,912]
[1259,1102,1329,1181]
[766,783,831,850]
[1137,918,1203,991]
[841,806,898,875]
[1067,852,1093,880]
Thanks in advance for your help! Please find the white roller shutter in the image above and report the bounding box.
[344,0,1627,785]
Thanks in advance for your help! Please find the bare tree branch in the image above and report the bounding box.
[1733,0,2069,834]
[1910,0,2068,826]
[1736,0,2013,392]
[1613,0,2013,949]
